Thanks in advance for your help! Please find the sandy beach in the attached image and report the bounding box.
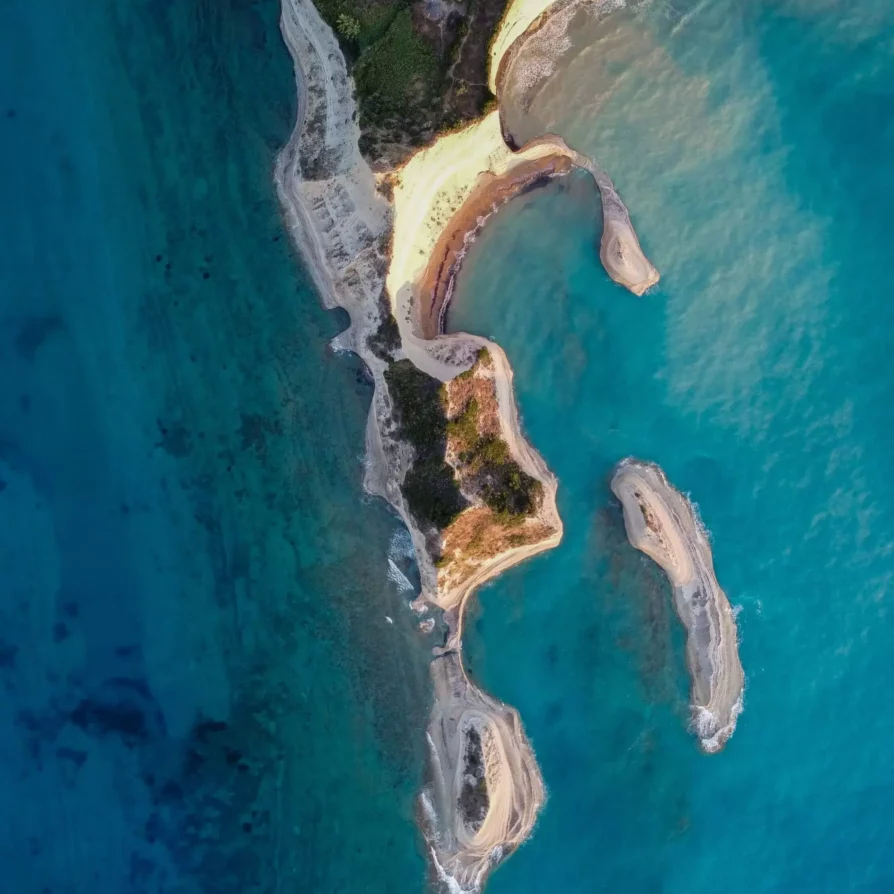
[419,154,574,340]
[611,460,745,753]
[489,0,568,93]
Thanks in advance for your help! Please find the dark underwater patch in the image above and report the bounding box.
[14,314,65,361]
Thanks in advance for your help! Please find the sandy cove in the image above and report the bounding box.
[611,460,745,753]
[418,151,574,340]
[406,121,660,343]
[275,0,658,887]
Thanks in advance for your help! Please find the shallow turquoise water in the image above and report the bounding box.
[0,2,429,891]
[450,1,894,891]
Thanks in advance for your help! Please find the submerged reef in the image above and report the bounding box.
[611,460,745,752]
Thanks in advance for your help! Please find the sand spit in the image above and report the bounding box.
[424,652,546,891]
[592,161,660,295]
[611,460,744,753]
[494,0,659,294]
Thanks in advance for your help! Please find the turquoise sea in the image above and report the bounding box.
[5,0,894,892]
[0,2,430,892]
[449,1,894,892]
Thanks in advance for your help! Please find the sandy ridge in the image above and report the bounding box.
[611,460,745,753]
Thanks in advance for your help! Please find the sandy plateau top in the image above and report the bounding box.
[611,460,745,753]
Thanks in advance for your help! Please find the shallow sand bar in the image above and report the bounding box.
[611,460,744,752]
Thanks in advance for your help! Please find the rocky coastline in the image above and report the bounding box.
[275,0,660,886]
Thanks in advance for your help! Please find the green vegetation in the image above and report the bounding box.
[458,728,489,828]
[453,349,492,385]
[384,360,466,528]
[354,9,442,134]
[447,395,542,519]
[384,360,447,452]
[383,353,542,532]
[447,398,481,450]
[480,461,542,519]
[366,293,401,361]
[312,0,400,48]
[312,0,444,145]
[403,458,467,529]
[312,0,508,159]
[336,13,361,40]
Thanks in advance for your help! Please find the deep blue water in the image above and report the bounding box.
[0,2,430,892]
[450,2,894,891]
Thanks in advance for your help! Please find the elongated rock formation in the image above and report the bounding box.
[611,460,744,752]
[563,150,660,295]
[275,2,555,890]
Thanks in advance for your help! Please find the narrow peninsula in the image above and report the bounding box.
[611,460,744,753]
[275,0,660,886]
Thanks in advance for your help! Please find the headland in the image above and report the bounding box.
[274,0,660,886]
[611,460,745,753]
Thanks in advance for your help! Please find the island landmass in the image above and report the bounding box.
[611,459,745,753]
[275,0,661,886]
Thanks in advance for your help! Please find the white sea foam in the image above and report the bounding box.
[388,526,416,561]
[419,788,439,838]
[426,731,448,800]
[329,331,353,354]
[387,557,414,591]
[430,847,479,894]
[693,689,744,752]
[685,492,714,546]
